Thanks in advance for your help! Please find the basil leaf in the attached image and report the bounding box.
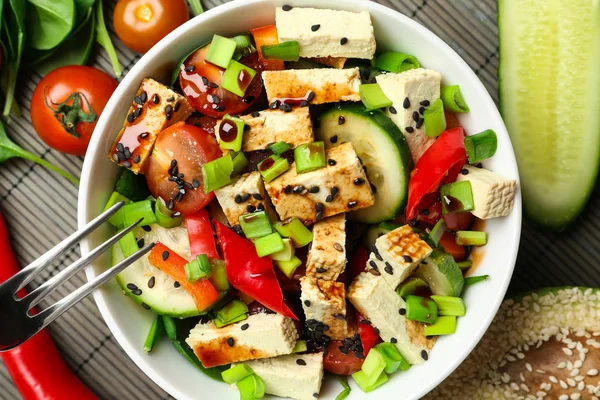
[26,0,76,50]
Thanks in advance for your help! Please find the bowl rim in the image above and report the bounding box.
[78,1,522,399]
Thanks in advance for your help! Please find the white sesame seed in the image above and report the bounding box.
[537,369,546,374]
[510,382,520,391]
[575,360,583,368]
[568,378,577,387]
[559,395,569,400]
[520,383,530,392]
[571,393,581,400]
[560,380,569,389]
[588,369,599,376]
[501,373,511,383]
[563,347,574,356]
[549,376,559,384]
[558,362,567,369]
[570,368,580,377]
[578,381,585,391]
[526,363,533,372]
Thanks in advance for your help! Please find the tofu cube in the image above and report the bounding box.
[214,171,278,226]
[108,78,193,174]
[264,143,375,224]
[306,214,346,281]
[186,313,298,368]
[262,68,361,105]
[239,353,324,400]
[347,271,435,365]
[300,277,349,340]
[376,69,442,162]
[456,165,517,219]
[275,7,376,60]
[367,225,433,289]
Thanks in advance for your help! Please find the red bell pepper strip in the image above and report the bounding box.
[250,25,285,71]
[356,311,381,355]
[406,127,467,221]
[148,243,219,311]
[186,209,219,259]
[214,221,297,320]
[0,212,97,400]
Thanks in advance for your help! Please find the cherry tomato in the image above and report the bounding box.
[30,66,117,156]
[145,122,221,215]
[324,340,364,375]
[114,0,189,54]
[439,231,466,261]
[415,200,443,226]
[356,312,381,355]
[179,45,263,118]
[186,114,218,138]
[443,212,474,231]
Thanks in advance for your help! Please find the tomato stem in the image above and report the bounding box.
[44,88,97,139]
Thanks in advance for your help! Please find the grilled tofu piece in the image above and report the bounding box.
[262,68,361,105]
[306,214,346,281]
[108,78,193,174]
[264,143,375,225]
[456,165,517,219]
[186,313,298,368]
[214,172,278,227]
[367,225,433,289]
[300,277,349,340]
[348,271,435,365]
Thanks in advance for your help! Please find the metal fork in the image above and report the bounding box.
[0,202,155,352]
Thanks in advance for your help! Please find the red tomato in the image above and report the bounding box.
[439,231,466,261]
[113,0,189,54]
[356,312,381,355]
[186,114,218,138]
[415,199,443,226]
[178,45,263,118]
[145,122,221,215]
[443,212,474,231]
[324,341,364,375]
[30,66,117,156]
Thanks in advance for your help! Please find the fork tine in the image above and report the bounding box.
[33,242,156,330]
[4,201,126,294]
[22,218,144,310]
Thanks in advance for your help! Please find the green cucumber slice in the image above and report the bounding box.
[499,0,600,230]
[316,103,413,224]
[416,249,464,297]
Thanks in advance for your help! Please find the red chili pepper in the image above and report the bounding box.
[148,243,219,311]
[186,209,219,259]
[0,211,97,400]
[214,221,297,320]
[356,311,381,355]
[406,127,467,221]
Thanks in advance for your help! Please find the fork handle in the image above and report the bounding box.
[0,211,97,400]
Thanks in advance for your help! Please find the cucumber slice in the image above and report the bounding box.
[499,0,600,230]
[361,222,402,249]
[112,224,200,317]
[416,249,464,297]
[316,103,413,224]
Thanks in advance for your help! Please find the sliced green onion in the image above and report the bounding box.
[428,218,447,247]
[155,197,183,228]
[440,181,475,214]
[375,342,411,374]
[185,254,212,283]
[255,232,285,257]
[464,129,498,164]
[457,260,473,272]
[261,41,300,61]
[396,276,429,299]
[209,259,230,292]
[464,274,490,288]
[269,238,294,262]
[269,141,293,156]
[292,340,307,353]
[238,211,272,239]
[374,51,420,73]
[143,315,163,354]
[258,155,290,183]
[222,60,257,97]
[202,155,234,193]
[295,142,326,174]
[119,231,140,258]
[231,34,257,61]
[216,299,249,323]
[430,295,466,317]
[352,370,388,393]
[456,230,487,246]
[274,217,313,247]
[122,199,157,227]
[214,313,247,328]
[360,84,393,111]
[274,256,302,279]
[104,191,130,227]
[206,34,238,68]
[236,373,265,399]
[231,151,249,175]
[424,315,457,336]
[424,98,447,138]
[440,85,470,113]
[405,294,438,324]
[335,375,351,400]
[218,115,245,152]
[222,364,254,385]
[360,348,387,385]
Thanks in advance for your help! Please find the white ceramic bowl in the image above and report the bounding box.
[78,1,522,398]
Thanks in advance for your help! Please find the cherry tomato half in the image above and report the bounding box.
[324,340,364,375]
[114,0,189,54]
[30,66,117,156]
[439,231,466,262]
[145,122,221,215]
[186,114,218,138]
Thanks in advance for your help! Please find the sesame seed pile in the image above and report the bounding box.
[426,287,600,400]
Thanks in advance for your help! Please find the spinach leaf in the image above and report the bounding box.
[95,0,121,78]
[187,0,204,16]
[73,0,95,26]
[26,0,75,50]
[1,0,25,117]
[0,120,80,185]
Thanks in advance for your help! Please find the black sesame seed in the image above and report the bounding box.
[315,203,324,212]
[412,111,420,122]
[235,194,243,204]
[127,113,135,123]
[137,238,145,248]
[316,267,327,273]
[251,111,260,117]
[133,108,142,118]
[292,185,305,194]
[140,91,148,103]
[241,323,249,331]
[211,95,221,105]
[139,132,149,139]
[355,352,365,359]
[334,313,345,320]
[167,96,175,102]
[300,100,309,107]
[243,95,255,104]
[304,300,311,307]
[338,116,345,125]
[348,201,358,209]
[416,118,424,129]
[133,155,141,164]
[142,225,152,232]
[331,186,339,197]
[116,143,125,152]
[185,64,195,72]
[307,91,315,102]
[420,100,430,106]
[340,37,348,45]
[403,255,413,263]
[419,106,426,115]
[132,288,142,296]
[399,308,406,315]
[315,211,323,221]
[313,393,319,399]
[174,102,181,112]
[369,260,378,269]
[329,135,338,144]
[406,126,415,133]
[152,94,160,104]
[247,205,256,213]
[252,193,263,201]
[421,350,429,361]
[134,96,143,105]
[282,4,292,11]
[391,337,398,344]
[123,147,132,158]
[165,105,173,115]
[162,251,170,261]
[354,178,365,186]
[333,242,343,252]
[461,168,469,175]
[328,159,336,166]
[284,185,293,194]
[241,193,251,202]
[280,103,292,112]
[148,276,155,288]
[227,337,234,347]
[270,100,281,109]
[215,105,226,112]
[308,186,320,194]
[384,263,394,275]
[369,269,381,276]
[208,82,219,89]
[403,97,410,109]
[296,359,306,366]
[370,183,377,194]
[174,281,181,288]
[373,327,380,335]
[122,161,132,168]
[201,77,209,85]
[311,24,320,32]
[422,208,430,216]
[192,179,200,188]
[141,302,151,310]
[126,283,138,291]
[257,203,265,211]
[389,106,398,114]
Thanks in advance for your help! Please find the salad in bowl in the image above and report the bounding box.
[97,4,518,400]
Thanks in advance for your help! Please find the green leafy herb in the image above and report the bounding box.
[1,0,26,118]
[187,0,204,16]
[0,120,80,185]
[94,0,121,78]
[335,375,351,400]
[464,275,490,288]
[73,0,95,26]
[26,0,76,50]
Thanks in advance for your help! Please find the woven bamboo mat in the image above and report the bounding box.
[1,0,598,399]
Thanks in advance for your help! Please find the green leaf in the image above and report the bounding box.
[26,0,75,50]
[73,0,95,26]
[95,0,121,78]
[0,120,80,185]
[187,0,204,16]
[1,0,26,117]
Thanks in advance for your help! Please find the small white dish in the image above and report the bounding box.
[78,1,522,398]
